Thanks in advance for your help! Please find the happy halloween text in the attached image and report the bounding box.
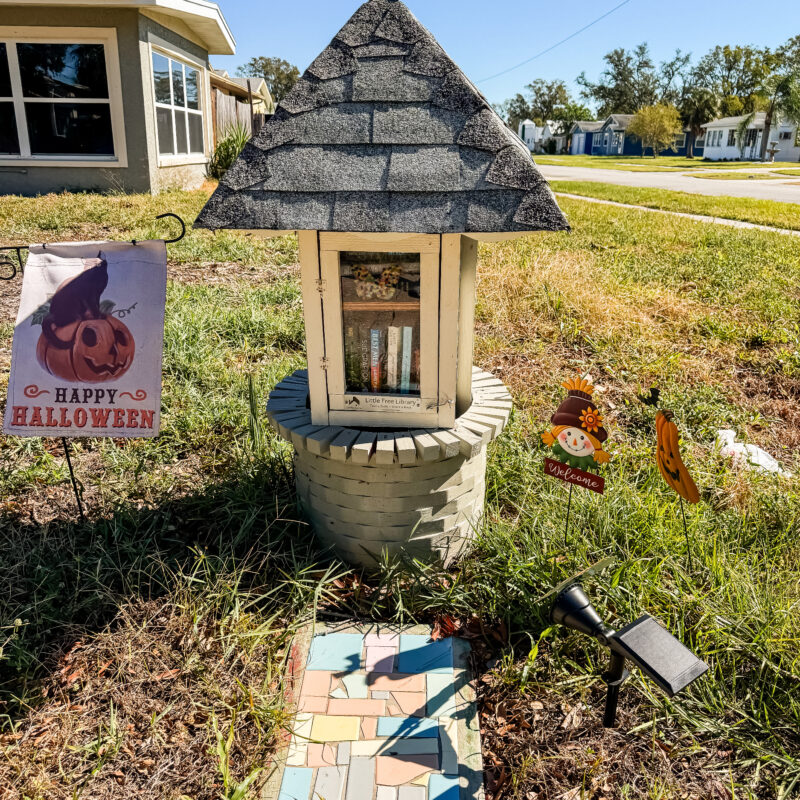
[544,458,605,495]
[9,406,154,430]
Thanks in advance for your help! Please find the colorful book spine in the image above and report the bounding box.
[344,325,361,390]
[370,329,381,393]
[360,327,371,390]
[387,326,400,392]
[400,326,413,394]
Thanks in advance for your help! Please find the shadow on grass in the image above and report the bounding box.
[0,459,338,725]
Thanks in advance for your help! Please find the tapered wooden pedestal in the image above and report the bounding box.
[267,367,513,568]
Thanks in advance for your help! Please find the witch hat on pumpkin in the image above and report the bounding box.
[542,377,611,469]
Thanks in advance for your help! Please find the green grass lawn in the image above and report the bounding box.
[691,172,791,181]
[533,154,769,171]
[551,180,800,231]
[1,190,799,799]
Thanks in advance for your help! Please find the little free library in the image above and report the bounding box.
[196,0,569,567]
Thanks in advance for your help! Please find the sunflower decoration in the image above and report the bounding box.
[542,376,611,470]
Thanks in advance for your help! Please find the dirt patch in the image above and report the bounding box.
[0,600,284,800]
[167,259,299,287]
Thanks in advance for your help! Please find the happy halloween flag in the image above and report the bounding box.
[3,240,167,439]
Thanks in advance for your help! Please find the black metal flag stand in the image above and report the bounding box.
[61,438,85,522]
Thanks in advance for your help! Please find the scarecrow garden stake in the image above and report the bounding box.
[542,376,611,546]
[655,408,700,569]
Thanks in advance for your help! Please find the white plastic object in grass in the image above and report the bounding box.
[715,429,793,478]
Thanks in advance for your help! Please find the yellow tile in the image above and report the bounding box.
[411,772,431,787]
[310,715,362,742]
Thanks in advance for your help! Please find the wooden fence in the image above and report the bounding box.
[211,89,266,145]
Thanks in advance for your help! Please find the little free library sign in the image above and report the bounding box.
[4,241,167,439]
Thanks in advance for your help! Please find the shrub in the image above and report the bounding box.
[208,124,251,180]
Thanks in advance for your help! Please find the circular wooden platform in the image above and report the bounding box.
[266,367,513,567]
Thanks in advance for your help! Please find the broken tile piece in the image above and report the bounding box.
[429,774,460,800]
[368,673,426,693]
[399,786,427,800]
[397,636,453,674]
[375,753,438,786]
[345,756,376,800]
[439,716,459,776]
[361,716,378,739]
[330,686,349,699]
[314,765,347,800]
[307,633,364,672]
[372,690,390,700]
[286,713,313,766]
[278,766,314,800]
[391,691,426,717]
[426,673,456,717]
[365,632,401,648]
[337,740,351,765]
[342,673,369,699]
[298,695,328,713]
[366,646,396,672]
[300,669,332,697]
[377,787,398,800]
[328,698,387,716]
[376,717,439,738]
[411,771,432,787]
[307,742,338,767]
[310,715,362,742]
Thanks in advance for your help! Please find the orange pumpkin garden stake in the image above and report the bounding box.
[655,408,700,568]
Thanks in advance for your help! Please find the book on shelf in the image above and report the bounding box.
[344,324,361,391]
[400,326,413,394]
[360,326,371,390]
[387,326,400,392]
[370,329,382,393]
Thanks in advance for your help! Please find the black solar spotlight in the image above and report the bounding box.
[550,582,709,728]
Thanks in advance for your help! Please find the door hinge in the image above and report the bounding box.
[316,279,326,294]
[320,357,329,371]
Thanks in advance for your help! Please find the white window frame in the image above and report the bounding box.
[149,44,208,167]
[0,26,127,168]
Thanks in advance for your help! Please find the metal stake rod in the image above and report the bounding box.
[680,497,693,571]
[602,650,629,728]
[564,484,574,547]
[61,437,85,522]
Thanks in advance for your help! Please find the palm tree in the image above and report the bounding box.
[738,68,800,161]
[680,87,718,158]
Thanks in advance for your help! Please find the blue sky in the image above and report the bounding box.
[212,0,798,108]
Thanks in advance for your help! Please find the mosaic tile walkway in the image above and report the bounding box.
[275,628,481,800]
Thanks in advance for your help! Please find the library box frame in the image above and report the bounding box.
[299,231,479,430]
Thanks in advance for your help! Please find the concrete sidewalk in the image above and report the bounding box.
[539,164,800,203]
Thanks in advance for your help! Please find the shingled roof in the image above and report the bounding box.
[196,0,568,234]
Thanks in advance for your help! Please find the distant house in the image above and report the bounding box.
[569,120,604,155]
[517,119,566,153]
[589,114,699,157]
[0,0,236,195]
[702,113,800,161]
[210,70,274,145]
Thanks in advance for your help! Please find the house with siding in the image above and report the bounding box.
[0,0,235,195]
[702,112,800,161]
[588,114,699,157]
[569,120,603,155]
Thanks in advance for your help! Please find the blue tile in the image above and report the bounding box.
[306,633,364,672]
[429,774,460,800]
[397,635,453,674]
[279,767,313,800]
[376,716,439,738]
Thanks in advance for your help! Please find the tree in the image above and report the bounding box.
[237,57,300,106]
[692,45,777,117]
[577,44,688,116]
[627,104,682,157]
[494,93,534,131]
[552,101,594,147]
[527,79,570,122]
[680,87,718,157]
[739,67,800,160]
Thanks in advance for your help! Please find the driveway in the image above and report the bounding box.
[537,165,800,203]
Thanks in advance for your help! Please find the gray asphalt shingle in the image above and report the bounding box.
[196,0,567,234]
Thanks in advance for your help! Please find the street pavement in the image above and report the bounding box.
[537,164,800,203]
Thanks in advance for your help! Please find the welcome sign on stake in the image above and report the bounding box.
[4,240,167,439]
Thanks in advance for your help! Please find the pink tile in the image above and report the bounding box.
[366,647,395,673]
[328,698,386,716]
[360,717,378,739]
[367,674,425,693]
[298,695,328,713]
[375,754,439,786]
[301,670,332,697]
[391,691,426,717]
[365,632,400,648]
[307,743,338,767]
